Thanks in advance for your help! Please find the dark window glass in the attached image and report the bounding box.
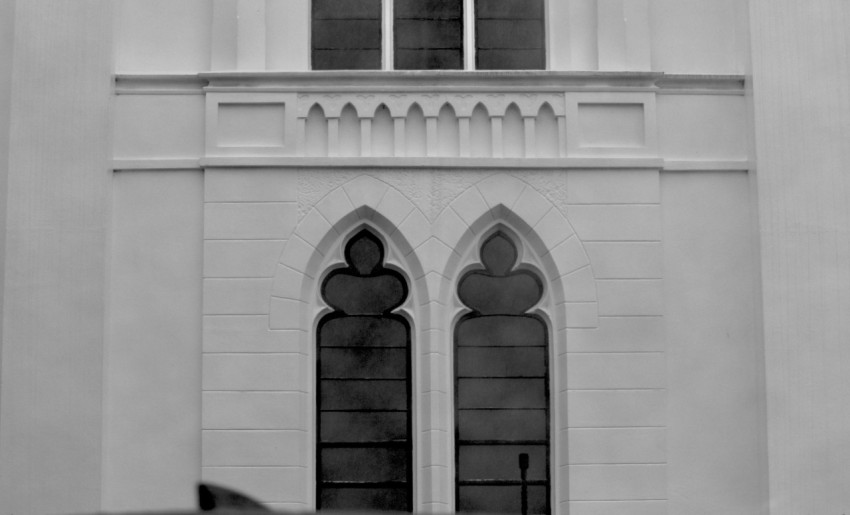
[320,348,408,378]
[457,378,546,408]
[320,316,408,347]
[321,412,409,442]
[475,0,545,69]
[457,409,547,441]
[456,316,545,346]
[455,233,550,514]
[321,447,410,482]
[312,0,382,69]
[395,0,463,69]
[459,445,548,480]
[321,487,410,511]
[457,347,546,377]
[458,485,548,514]
[318,230,412,511]
[321,379,408,410]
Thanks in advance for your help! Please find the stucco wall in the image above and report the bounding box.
[750,2,850,514]
[0,1,113,513]
[0,1,775,514]
[102,167,764,514]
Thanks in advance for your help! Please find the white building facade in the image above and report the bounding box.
[1,1,849,515]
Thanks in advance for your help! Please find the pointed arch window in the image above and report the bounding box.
[455,232,550,514]
[317,230,413,511]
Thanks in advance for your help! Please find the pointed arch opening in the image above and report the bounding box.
[454,231,551,515]
[316,228,413,512]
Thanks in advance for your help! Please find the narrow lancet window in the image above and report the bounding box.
[455,232,550,514]
[317,230,412,511]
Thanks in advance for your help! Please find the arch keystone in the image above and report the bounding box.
[342,175,390,219]
[475,174,527,211]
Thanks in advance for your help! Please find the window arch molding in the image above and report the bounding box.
[428,175,601,511]
[314,227,417,511]
[270,177,431,511]
[452,228,553,513]
[443,223,559,512]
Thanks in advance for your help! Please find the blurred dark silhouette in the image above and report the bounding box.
[198,483,270,511]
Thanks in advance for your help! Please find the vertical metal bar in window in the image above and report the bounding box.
[464,0,476,69]
[384,0,393,69]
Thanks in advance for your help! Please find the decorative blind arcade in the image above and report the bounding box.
[317,230,413,511]
[312,0,545,70]
[455,232,550,514]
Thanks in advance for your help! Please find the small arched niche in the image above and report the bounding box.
[339,103,361,157]
[306,103,329,157]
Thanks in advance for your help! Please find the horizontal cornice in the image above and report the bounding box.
[115,72,745,95]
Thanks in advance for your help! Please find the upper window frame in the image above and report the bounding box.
[311,0,547,71]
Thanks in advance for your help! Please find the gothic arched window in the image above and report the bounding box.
[455,232,550,514]
[316,230,412,511]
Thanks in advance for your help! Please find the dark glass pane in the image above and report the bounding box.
[458,444,547,481]
[475,0,544,19]
[321,447,409,482]
[321,412,409,442]
[480,233,517,275]
[348,232,383,274]
[313,20,383,49]
[458,409,547,440]
[458,485,547,514]
[476,49,545,70]
[457,347,545,377]
[324,275,406,314]
[321,348,407,379]
[394,49,463,70]
[314,0,382,19]
[457,316,545,347]
[395,0,462,18]
[313,49,382,70]
[474,0,545,70]
[394,0,462,69]
[458,273,543,314]
[458,378,546,408]
[320,317,408,348]
[320,487,410,511]
[395,20,463,48]
[477,20,543,49]
[321,380,407,410]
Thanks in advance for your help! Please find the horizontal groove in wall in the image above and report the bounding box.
[112,157,749,172]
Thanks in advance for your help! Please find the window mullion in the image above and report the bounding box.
[384,0,394,70]
[464,0,475,70]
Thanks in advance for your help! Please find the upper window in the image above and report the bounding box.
[312,0,545,70]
